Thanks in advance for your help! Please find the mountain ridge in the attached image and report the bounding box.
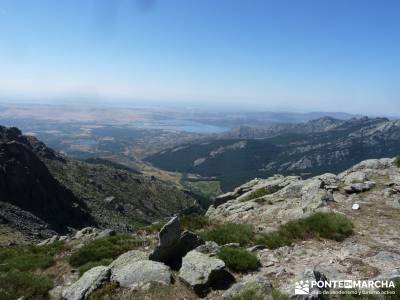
[146,116,400,191]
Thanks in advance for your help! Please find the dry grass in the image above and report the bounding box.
[130,281,197,300]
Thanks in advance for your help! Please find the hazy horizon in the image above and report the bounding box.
[2,98,398,120]
[1,0,399,116]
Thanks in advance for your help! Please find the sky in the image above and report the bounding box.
[0,0,399,115]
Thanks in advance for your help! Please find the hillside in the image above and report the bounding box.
[0,127,93,236]
[45,158,199,231]
[146,117,400,191]
[0,126,198,239]
[3,157,399,300]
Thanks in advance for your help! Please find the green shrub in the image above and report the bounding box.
[256,212,353,249]
[142,222,165,233]
[68,235,141,272]
[0,242,62,299]
[395,156,400,168]
[201,223,255,246]
[78,258,114,275]
[255,231,292,249]
[0,242,62,272]
[271,289,290,300]
[88,282,120,300]
[218,247,259,272]
[129,219,152,229]
[242,186,280,202]
[129,219,169,233]
[232,288,265,300]
[180,214,210,231]
[381,280,400,300]
[231,287,289,300]
[0,270,54,300]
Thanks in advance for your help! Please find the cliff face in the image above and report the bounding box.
[0,140,93,234]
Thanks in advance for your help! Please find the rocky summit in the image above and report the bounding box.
[2,157,398,300]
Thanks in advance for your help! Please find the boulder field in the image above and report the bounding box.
[33,158,400,299]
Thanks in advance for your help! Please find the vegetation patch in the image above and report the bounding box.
[231,287,289,300]
[242,186,280,202]
[0,242,62,272]
[180,214,210,231]
[78,258,114,275]
[88,282,121,300]
[84,157,140,174]
[129,219,168,233]
[256,212,353,249]
[0,270,54,300]
[201,222,255,246]
[68,235,142,273]
[130,281,196,300]
[0,242,62,300]
[232,288,265,300]
[217,247,260,272]
[184,180,222,199]
[141,222,165,233]
[395,156,400,168]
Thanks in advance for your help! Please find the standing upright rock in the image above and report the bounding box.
[149,216,182,265]
[149,216,204,269]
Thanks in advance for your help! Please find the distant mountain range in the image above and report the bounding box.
[146,117,400,191]
[187,110,362,128]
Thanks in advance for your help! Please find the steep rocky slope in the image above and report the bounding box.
[45,158,199,231]
[147,117,400,191]
[0,126,198,239]
[0,134,93,236]
[207,157,400,295]
[7,158,398,300]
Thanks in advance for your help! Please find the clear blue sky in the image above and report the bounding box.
[0,0,399,115]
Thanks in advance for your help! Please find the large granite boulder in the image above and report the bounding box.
[179,250,235,296]
[109,250,148,271]
[110,260,172,289]
[62,266,110,300]
[343,171,368,185]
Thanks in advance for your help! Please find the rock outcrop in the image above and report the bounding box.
[110,260,172,289]
[109,250,148,271]
[205,157,400,298]
[62,266,111,300]
[179,250,235,297]
[149,216,204,268]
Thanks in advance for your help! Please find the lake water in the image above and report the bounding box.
[136,120,228,134]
